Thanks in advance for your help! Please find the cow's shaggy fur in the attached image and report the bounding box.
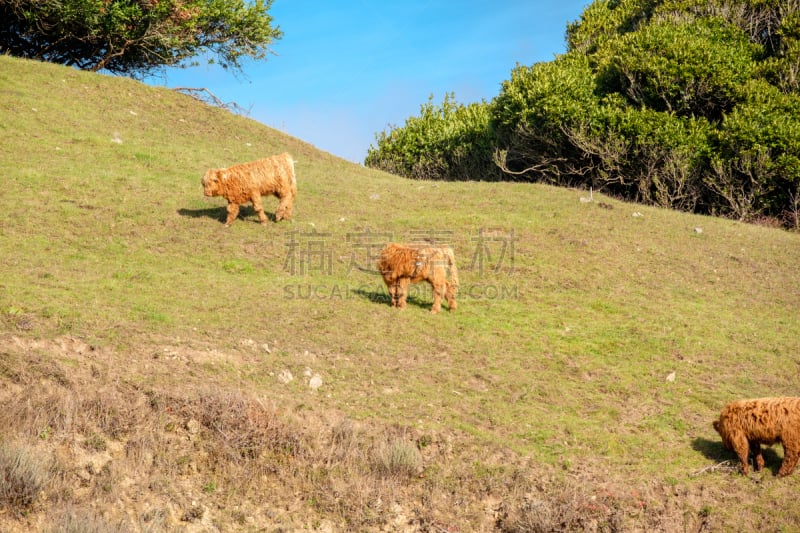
[376,243,458,313]
[202,153,297,226]
[713,397,800,476]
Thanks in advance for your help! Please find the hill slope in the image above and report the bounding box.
[1,55,800,531]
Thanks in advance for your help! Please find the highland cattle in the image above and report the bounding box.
[376,243,458,313]
[202,153,296,226]
[713,397,800,476]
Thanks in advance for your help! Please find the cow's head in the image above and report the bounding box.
[201,169,223,197]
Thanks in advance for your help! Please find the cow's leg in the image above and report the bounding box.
[225,203,240,226]
[749,440,764,472]
[430,281,443,314]
[445,281,457,312]
[778,441,800,477]
[275,193,293,221]
[731,434,750,475]
[252,193,268,225]
[386,281,399,307]
[397,278,410,309]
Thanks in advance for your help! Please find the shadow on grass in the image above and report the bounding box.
[691,437,729,463]
[352,288,390,306]
[352,288,435,311]
[177,206,277,224]
[692,437,785,476]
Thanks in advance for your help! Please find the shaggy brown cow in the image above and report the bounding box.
[376,243,458,313]
[713,397,800,476]
[202,152,296,226]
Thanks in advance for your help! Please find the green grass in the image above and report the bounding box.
[2,55,800,530]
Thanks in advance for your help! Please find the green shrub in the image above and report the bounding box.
[365,93,500,180]
[367,0,800,227]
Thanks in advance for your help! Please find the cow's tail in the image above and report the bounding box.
[287,153,297,198]
[445,246,459,292]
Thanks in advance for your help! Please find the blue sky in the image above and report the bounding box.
[146,1,589,163]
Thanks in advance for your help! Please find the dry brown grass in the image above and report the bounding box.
[371,436,424,478]
[0,441,53,515]
[0,333,765,531]
[45,506,135,533]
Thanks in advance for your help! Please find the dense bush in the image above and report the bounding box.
[365,93,501,181]
[367,0,800,227]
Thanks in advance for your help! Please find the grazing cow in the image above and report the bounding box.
[376,243,458,313]
[202,152,296,226]
[713,397,800,476]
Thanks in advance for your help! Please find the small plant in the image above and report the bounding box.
[222,259,254,274]
[202,480,216,494]
[46,506,131,533]
[372,437,423,478]
[0,442,52,515]
[181,504,204,523]
[83,433,107,452]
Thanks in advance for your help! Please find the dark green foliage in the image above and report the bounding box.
[710,80,800,221]
[491,55,603,185]
[594,18,758,119]
[0,0,282,76]
[368,0,800,227]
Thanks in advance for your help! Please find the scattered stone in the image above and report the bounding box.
[186,418,201,434]
[632,212,644,217]
[666,371,676,383]
[694,227,703,234]
[261,343,271,354]
[309,374,323,390]
[77,469,92,484]
[370,193,380,200]
[277,369,293,384]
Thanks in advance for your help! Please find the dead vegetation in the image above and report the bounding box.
[0,333,733,532]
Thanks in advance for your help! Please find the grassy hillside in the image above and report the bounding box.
[1,54,800,531]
